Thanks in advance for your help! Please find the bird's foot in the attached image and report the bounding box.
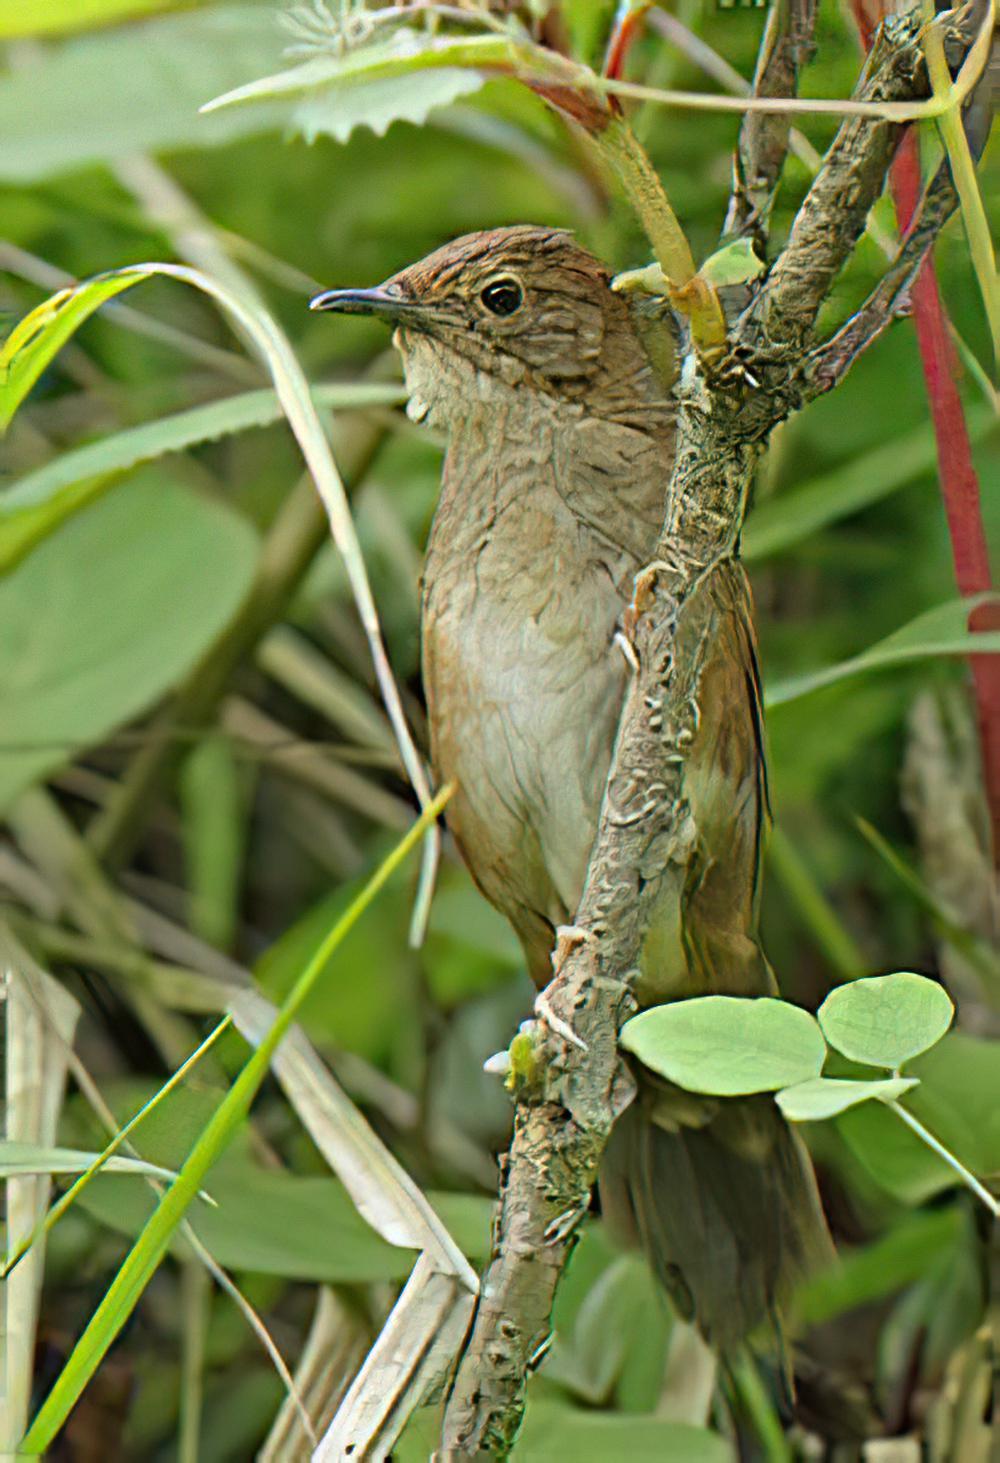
[534,991,588,1052]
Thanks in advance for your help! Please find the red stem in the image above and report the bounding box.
[603,1,653,82]
[848,0,998,861]
[890,134,1000,863]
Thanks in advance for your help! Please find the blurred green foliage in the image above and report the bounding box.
[2,0,998,1457]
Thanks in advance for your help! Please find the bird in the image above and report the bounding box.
[311,225,832,1350]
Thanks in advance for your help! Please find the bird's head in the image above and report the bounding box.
[310,226,667,427]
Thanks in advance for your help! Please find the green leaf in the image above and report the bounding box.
[201,31,525,115]
[1,382,406,570]
[0,1142,189,1188]
[180,735,244,952]
[742,406,997,562]
[817,972,954,1069]
[77,1162,489,1283]
[698,238,765,288]
[513,1403,731,1463]
[542,1255,666,1406]
[0,0,188,36]
[0,272,142,430]
[765,596,1000,708]
[0,474,259,811]
[0,7,289,182]
[796,1207,966,1327]
[294,68,486,145]
[620,996,827,1096]
[776,1075,918,1121]
[837,1032,1000,1203]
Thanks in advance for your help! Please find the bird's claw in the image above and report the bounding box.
[534,991,588,1052]
[543,1205,587,1244]
[551,923,594,971]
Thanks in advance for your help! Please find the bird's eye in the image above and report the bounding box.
[480,278,523,317]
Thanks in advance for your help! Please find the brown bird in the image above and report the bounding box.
[311,226,832,1349]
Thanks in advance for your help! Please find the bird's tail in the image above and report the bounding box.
[600,1080,834,1352]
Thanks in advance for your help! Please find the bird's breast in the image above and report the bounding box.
[420,412,663,949]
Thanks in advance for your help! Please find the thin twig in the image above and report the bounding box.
[802,164,959,395]
[725,0,818,243]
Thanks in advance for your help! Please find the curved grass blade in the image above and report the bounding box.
[0,273,141,430]
[766,595,1000,707]
[0,265,438,941]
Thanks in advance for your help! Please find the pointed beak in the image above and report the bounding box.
[309,286,417,325]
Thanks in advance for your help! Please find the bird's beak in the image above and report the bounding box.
[309,286,418,325]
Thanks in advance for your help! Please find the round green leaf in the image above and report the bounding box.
[620,996,827,1096]
[817,972,954,1070]
[776,1076,919,1122]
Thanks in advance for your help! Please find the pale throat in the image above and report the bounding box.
[395,329,535,431]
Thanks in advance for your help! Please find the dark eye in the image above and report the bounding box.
[480,278,523,317]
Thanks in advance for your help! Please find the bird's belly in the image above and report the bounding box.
[423,554,628,976]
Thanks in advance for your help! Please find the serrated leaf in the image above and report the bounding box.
[620,996,827,1096]
[776,1075,918,1121]
[818,972,954,1069]
[766,596,1000,707]
[201,31,525,114]
[0,273,142,430]
[293,68,485,145]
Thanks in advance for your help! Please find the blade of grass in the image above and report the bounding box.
[180,735,245,952]
[741,404,996,561]
[0,933,80,1454]
[178,1261,210,1463]
[19,785,451,1455]
[1,381,406,572]
[1,1016,231,1282]
[854,816,1000,995]
[765,595,1000,707]
[37,986,317,1447]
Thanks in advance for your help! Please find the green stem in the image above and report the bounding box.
[178,1261,210,1463]
[888,1099,999,1217]
[601,116,696,285]
[728,1351,793,1463]
[921,0,1000,368]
